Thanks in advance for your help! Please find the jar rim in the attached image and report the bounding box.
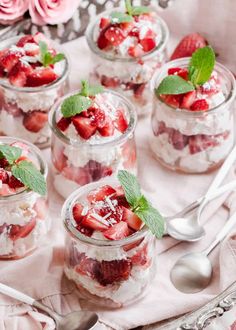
[85,6,169,62]
[151,58,236,117]
[0,36,70,93]
[48,89,137,147]
[0,137,48,202]
[62,179,149,247]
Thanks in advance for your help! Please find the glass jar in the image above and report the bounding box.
[49,90,137,199]
[0,137,49,260]
[62,180,156,308]
[0,36,69,149]
[86,8,169,117]
[150,58,236,174]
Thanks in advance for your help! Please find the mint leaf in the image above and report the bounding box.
[156,75,195,95]
[80,80,104,97]
[51,53,65,64]
[80,80,89,97]
[0,145,22,165]
[131,6,151,15]
[61,95,92,118]
[188,46,215,86]
[110,12,133,23]
[118,170,142,207]
[12,160,46,196]
[125,0,133,16]
[39,41,48,64]
[39,41,65,67]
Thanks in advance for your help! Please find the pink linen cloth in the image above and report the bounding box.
[1,0,236,329]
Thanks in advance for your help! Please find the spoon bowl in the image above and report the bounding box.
[167,216,206,241]
[56,310,99,330]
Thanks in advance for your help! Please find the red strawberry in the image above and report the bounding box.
[56,117,71,132]
[90,108,106,129]
[168,67,182,75]
[129,27,139,38]
[180,90,196,109]
[97,31,110,49]
[177,68,189,80]
[120,21,135,31]
[122,207,143,231]
[16,35,35,47]
[189,135,218,154]
[113,109,128,133]
[0,184,15,196]
[8,175,24,189]
[26,68,58,87]
[97,116,115,137]
[0,169,9,183]
[24,43,40,56]
[0,158,8,168]
[52,146,67,172]
[100,17,110,29]
[96,259,132,285]
[190,99,209,111]
[2,101,22,117]
[170,33,208,60]
[105,26,126,46]
[103,221,130,240]
[75,256,99,278]
[160,94,182,108]
[62,165,92,186]
[128,44,144,57]
[87,185,116,203]
[131,243,149,266]
[33,32,49,45]
[169,130,189,150]
[81,210,109,231]
[76,224,94,237]
[140,38,156,52]
[72,116,97,140]
[73,203,84,224]
[8,61,32,87]
[101,75,120,88]
[133,83,146,98]
[9,218,36,241]
[0,51,22,72]
[23,111,48,133]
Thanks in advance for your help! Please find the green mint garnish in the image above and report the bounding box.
[12,160,46,196]
[0,145,22,165]
[155,46,215,96]
[118,170,165,239]
[39,41,65,67]
[61,80,104,118]
[125,0,150,16]
[110,12,133,24]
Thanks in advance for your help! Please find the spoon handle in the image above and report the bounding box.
[204,210,236,256]
[0,283,34,305]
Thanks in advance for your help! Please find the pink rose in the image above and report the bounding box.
[0,0,29,25]
[29,0,80,26]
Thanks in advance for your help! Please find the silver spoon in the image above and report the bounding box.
[166,144,236,242]
[170,209,236,293]
[0,283,98,330]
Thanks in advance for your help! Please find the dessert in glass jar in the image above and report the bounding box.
[63,170,164,308]
[86,0,169,116]
[0,33,69,148]
[0,137,48,260]
[49,80,137,199]
[151,46,236,173]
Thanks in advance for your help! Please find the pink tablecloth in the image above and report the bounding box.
[1,0,236,329]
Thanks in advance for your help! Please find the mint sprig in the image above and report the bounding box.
[155,46,215,96]
[118,170,165,239]
[39,41,65,67]
[110,12,133,24]
[61,80,104,118]
[0,145,22,165]
[125,0,150,16]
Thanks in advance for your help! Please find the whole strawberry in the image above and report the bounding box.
[170,33,208,60]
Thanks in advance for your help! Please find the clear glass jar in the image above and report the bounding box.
[49,90,137,199]
[62,179,156,308]
[150,58,236,174]
[0,137,49,260]
[0,36,69,149]
[86,8,169,117]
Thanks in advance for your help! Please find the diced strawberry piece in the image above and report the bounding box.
[100,17,110,29]
[9,218,36,241]
[0,158,8,168]
[72,116,97,140]
[169,129,189,150]
[75,256,99,279]
[119,21,135,31]
[8,61,32,87]
[170,33,208,60]
[24,43,40,56]
[56,117,71,132]
[84,160,112,182]
[200,76,219,95]
[122,207,143,231]
[101,75,120,88]
[190,99,209,111]
[33,32,49,45]
[87,185,116,203]
[33,198,47,220]
[73,203,84,224]
[103,221,130,240]
[176,68,189,80]
[16,35,35,47]
[23,111,48,133]
[81,210,109,231]
[189,135,218,154]
[129,27,139,37]
[0,184,15,196]
[133,83,146,98]
[26,68,58,87]
[97,116,115,137]
[96,259,132,285]
[105,26,126,46]
[0,169,9,183]
[131,243,149,266]
[76,224,94,237]
[90,108,106,129]
[128,44,144,57]
[113,109,128,133]
[168,67,182,75]
[8,175,24,189]
[62,166,92,186]
[160,94,182,108]
[0,51,22,72]
[97,28,110,49]
[180,90,196,109]
[140,38,156,52]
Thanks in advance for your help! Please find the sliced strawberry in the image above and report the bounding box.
[0,51,22,72]
[101,75,120,88]
[56,117,71,132]
[104,26,126,46]
[72,116,97,140]
[96,259,132,285]
[16,35,35,47]
[160,94,182,108]
[73,203,84,224]
[87,185,116,204]
[119,21,135,31]
[177,68,189,80]
[8,61,32,87]
[100,17,110,29]
[0,184,15,196]
[23,111,48,133]
[9,218,36,241]
[169,130,189,150]
[170,33,208,60]
[24,43,40,56]
[168,67,182,75]
[189,134,218,154]
[131,243,149,266]
[97,116,115,137]
[128,44,144,57]
[75,256,99,279]
[0,169,9,183]
[81,210,109,231]
[8,175,24,189]
[76,224,94,237]
[26,67,58,87]
[129,27,139,38]
[0,158,8,168]
[190,99,209,111]
[90,108,106,129]
[180,90,196,109]
[34,198,47,220]
[140,38,156,52]
[113,109,128,133]
[97,29,110,49]
[133,83,146,98]
[122,207,143,231]
[103,221,130,240]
